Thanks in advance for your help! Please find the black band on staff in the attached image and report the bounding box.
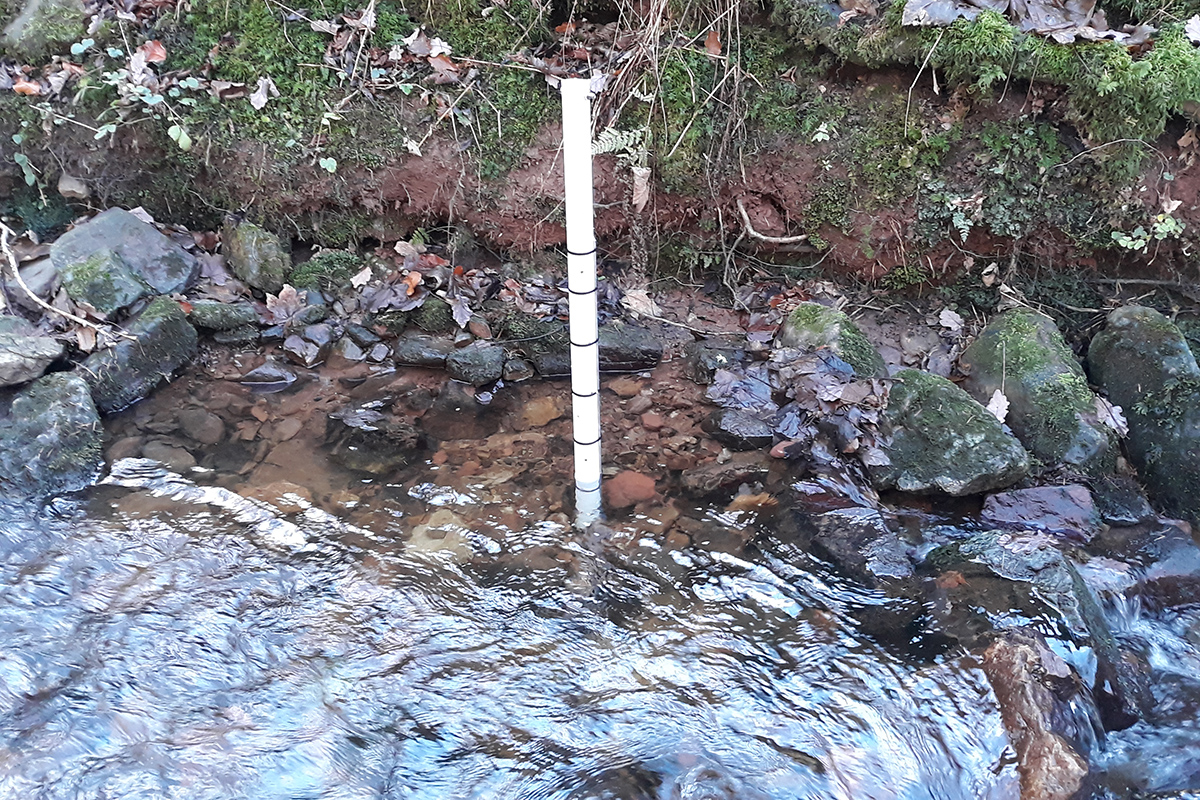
[574,434,602,447]
[571,337,599,348]
[567,246,597,257]
[567,285,598,296]
[575,484,601,493]
[572,389,598,398]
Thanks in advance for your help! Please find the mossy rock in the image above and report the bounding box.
[777,302,885,377]
[872,369,1029,496]
[223,220,289,294]
[960,309,1115,472]
[1,0,86,62]
[1088,306,1200,524]
[411,295,454,334]
[50,207,199,296]
[187,299,258,331]
[287,251,362,292]
[0,371,102,497]
[81,296,198,413]
[59,249,153,317]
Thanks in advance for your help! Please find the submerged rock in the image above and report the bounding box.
[223,220,289,294]
[0,372,102,496]
[238,360,298,393]
[871,369,1028,495]
[0,330,63,387]
[81,296,198,413]
[981,629,1090,800]
[325,403,424,474]
[982,485,1100,542]
[960,309,1114,471]
[419,380,501,440]
[51,207,198,296]
[1088,306,1200,523]
[776,302,885,377]
[1090,520,1200,612]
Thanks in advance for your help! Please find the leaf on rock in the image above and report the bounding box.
[985,389,1009,423]
[266,284,306,323]
[1095,396,1128,437]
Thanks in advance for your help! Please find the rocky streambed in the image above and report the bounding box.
[3,207,1200,795]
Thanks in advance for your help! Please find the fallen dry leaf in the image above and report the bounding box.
[13,79,41,95]
[403,271,422,297]
[266,284,306,323]
[704,29,721,56]
[350,265,372,288]
[427,53,459,84]
[985,388,1009,423]
[138,40,168,63]
[1095,396,1128,437]
[249,76,279,110]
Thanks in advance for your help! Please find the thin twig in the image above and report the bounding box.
[0,223,134,339]
[736,198,809,244]
[905,30,943,138]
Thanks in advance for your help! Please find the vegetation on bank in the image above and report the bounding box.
[1,0,1198,297]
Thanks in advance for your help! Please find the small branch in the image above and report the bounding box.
[736,198,809,244]
[906,30,943,137]
[0,223,135,340]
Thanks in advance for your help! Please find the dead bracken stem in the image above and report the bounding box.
[0,222,136,341]
[735,198,809,244]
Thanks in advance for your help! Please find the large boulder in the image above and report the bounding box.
[80,296,198,413]
[960,309,1114,471]
[0,372,102,496]
[0,330,63,387]
[871,369,1029,495]
[1087,306,1200,523]
[776,301,885,377]
[223,220,289,294]
[50,208,198,298]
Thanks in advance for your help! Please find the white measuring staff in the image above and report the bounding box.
[561,78,602,528]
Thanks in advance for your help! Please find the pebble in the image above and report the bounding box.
[177,408,225,445]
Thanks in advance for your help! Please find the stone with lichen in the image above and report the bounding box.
[776,302,886,378]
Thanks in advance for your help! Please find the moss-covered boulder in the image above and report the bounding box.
[776,302,885,377]
[287,251,362,292]
[187,299,259,331]
[872,369,1029,495]
[81,296,198,413]
[50,208,199,296]
[1,0,86,62]
[1087,306,1200,523]
[223,221,289,294]
[960,309,1114,472]
[0,371,102,497]
[58,249,153,317]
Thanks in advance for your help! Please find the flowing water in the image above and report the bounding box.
[1,453,1198,798]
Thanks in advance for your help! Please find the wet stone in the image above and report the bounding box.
[982,485,1100,542]
[446,342,505,386]
[683,337,747,384]
[367,343,390,362]
[141,439,197,472]
[58,248,152,317]
[701,408,774,451]
[516,395,563,430]
[599,324,663,372]
[302,323,335,348]
[222,220,288,294]
[289,303,330,328]
[679,452,771,496]
[336,338,366,363]
[177,408,225,445]
[503,358,534,382]
[344,324,382,348]
[1090,521,1200,612]
[604,470,658,509]
[420,380,500,440]
[0,372,102,497]
[393,332,455,368]
[238,360,298,394]
[1091,475,1156,527]
[325,403,424,475]
[51,207,198,296]
[283,335,325,369]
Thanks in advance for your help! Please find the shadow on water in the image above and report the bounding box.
[0,455,1197,798]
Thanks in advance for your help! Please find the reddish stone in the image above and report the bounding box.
[641,412,665,431]
[603,470,657,509]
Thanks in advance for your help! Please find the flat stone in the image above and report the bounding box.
[344,324,382,347]
[599,323,663,372]
[51,207,198,295]
[982,485,1100,541]
[701,408,774,451]
[604,470,657,509]
[238,360,298,394]
[58,248,152,316]
[177,407,225,445]
[368,344,389,362]
[419,380,500,440]
[140,439,197,472]
[679,452,771,496]
[0,331,63,387]
[283,334,324,368]
[0,372,102,496]
[518,395,563,429]
[80,296,198,413]
[393,332,455,368]
[503,357,535,382]
[212,324,260,347]
[4,257,58,312]
[607,377,642,398]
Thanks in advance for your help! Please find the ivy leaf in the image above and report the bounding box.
[167,124,192,151]
[318,157,337,173]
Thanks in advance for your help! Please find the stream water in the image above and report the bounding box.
[1,440,1199,797]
